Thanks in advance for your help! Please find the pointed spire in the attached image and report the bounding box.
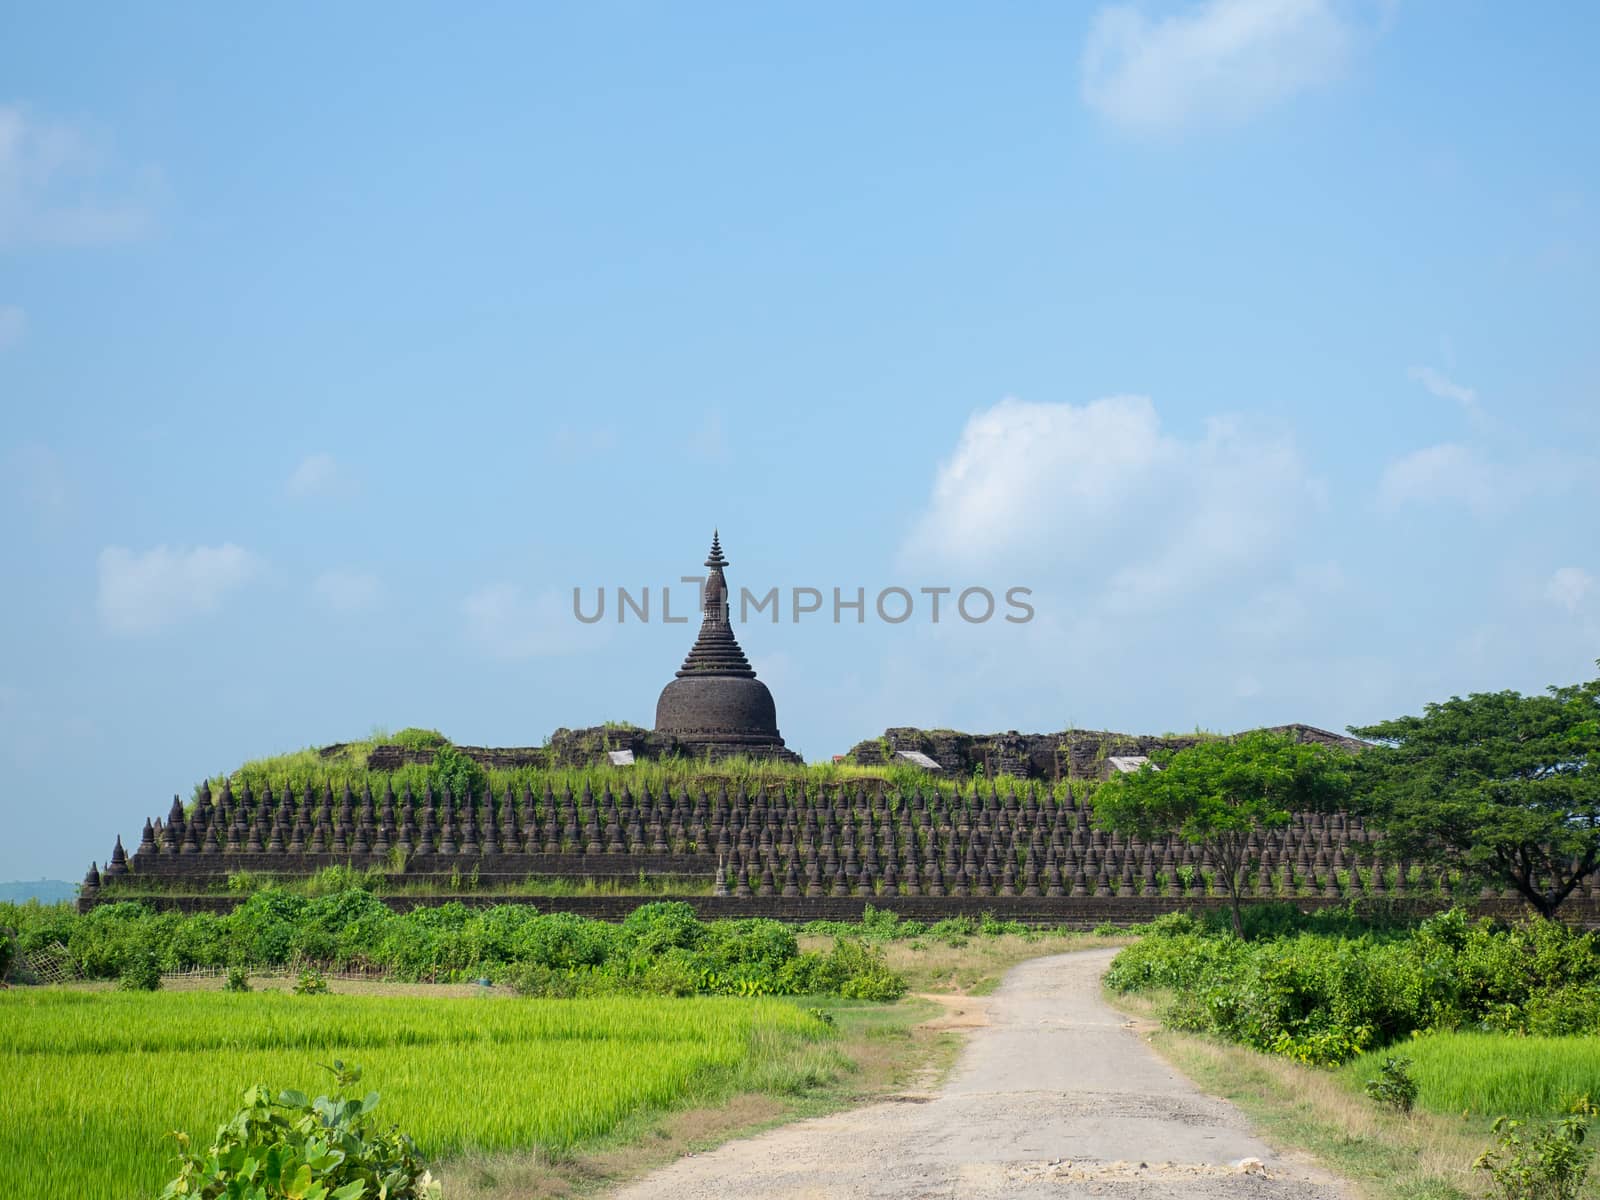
[675,530,756,678]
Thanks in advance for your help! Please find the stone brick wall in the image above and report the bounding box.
[845,723,1370,781]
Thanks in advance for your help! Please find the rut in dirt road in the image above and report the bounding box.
[610,948,1348,1199]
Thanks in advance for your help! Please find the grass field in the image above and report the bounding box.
[1344,1032,1600,1117]
[1,989,833,1200]
[1109,987,1600,1200]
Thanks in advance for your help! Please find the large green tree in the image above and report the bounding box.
[1350,674,1600,920]
[1093,731,1351,937]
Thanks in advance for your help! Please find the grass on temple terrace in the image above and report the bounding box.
[201,730,1102,810]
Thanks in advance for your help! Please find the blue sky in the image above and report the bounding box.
[3,0,1597,881]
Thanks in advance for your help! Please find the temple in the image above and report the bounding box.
[653,532,800,763]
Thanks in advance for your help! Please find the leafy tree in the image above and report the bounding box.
[1093,731,1351,937]
[1350,674,1600,920]
[427,744,486,805]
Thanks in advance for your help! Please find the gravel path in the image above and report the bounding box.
[611,948,1348,1199]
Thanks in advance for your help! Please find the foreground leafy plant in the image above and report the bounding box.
[1473,1101,1596,1200]
[1364,1056,1419,1114]
[292,968,328,996]
[160,1060,440,1200]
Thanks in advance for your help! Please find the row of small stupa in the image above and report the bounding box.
[82,768,1503,901]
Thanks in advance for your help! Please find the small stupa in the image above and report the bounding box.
[654,532,799,762]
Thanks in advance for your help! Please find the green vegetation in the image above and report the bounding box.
[160,1060,441,1200]
[1104,906,1600,1066]
[1,989,828,1200]
[203,731,1059,817]
[1345,1035,1600,1117]
[1362,1055,1419,1114]
[0,895,906,999]
[1475,1103,1597,1200]
[103,865,719,900]
[1351,674,1600,919]
[1093,730,1352,936]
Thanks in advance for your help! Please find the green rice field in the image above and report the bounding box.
[1344,1032,1600,1116]
[1,988,828,1200]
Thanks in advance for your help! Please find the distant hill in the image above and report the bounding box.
[0,880,76,905]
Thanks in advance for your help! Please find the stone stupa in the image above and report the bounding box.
[654,532,800,762]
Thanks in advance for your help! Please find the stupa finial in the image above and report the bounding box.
[706,529,727,570]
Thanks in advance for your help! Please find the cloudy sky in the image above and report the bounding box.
[3,1,1597,881]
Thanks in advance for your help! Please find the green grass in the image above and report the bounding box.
[0,988,832,1200]
[1345,1032,1600,1117]
[201,735,1080,812]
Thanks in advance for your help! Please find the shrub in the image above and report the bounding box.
[427,744,486,804]
[158,1061,440,1200]
[224,966,251,993]
[292,968,329,995]
[1474,1109,1595,1200]
[620,901,706,955]
[1364,1057,1420,1113]
[926,916,978,944]
[505,963,601,998]
[702,919,797,973]
[391,727,450,751]
[515,912,617,971]
[1106,909,1600,1066]
[978,913,1029,937]
[0,928,14,982]
[118,951,162,992]
[830,939,907,1001]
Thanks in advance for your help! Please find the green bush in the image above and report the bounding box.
[159,1061,439,1200]
[224,965,251,993]
[11,891,905,1000]
[504,963,606,998]
[1365,1056,1419,1114]
[292,968,329,995]
[1106,909,1600,1066]
[516,912,618,970]
[0,928,15,982]
[427,744,486,804]
[390,727,450,751]
[1474,1108,1596,1200]
[118,950,162,992]
[830,939,907,1001]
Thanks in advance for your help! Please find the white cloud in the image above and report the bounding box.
[1082,0,1353,133]
[1373,443,1581,514]
[285,453,344,499]
[314,569,380,614]
[97,543,261,635]
[1407,365,1483,422]
[902,394,1317,612]
[1377,443,1494,512]
[0,304,25,350]
[1546,567,1594,614]
[0,104,157,246]
[462,585,598,660]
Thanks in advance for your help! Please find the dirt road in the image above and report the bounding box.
[611,948,1347,1199]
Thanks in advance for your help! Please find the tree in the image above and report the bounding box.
[1093,731,1351,937]
[1350,674,1600,920]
